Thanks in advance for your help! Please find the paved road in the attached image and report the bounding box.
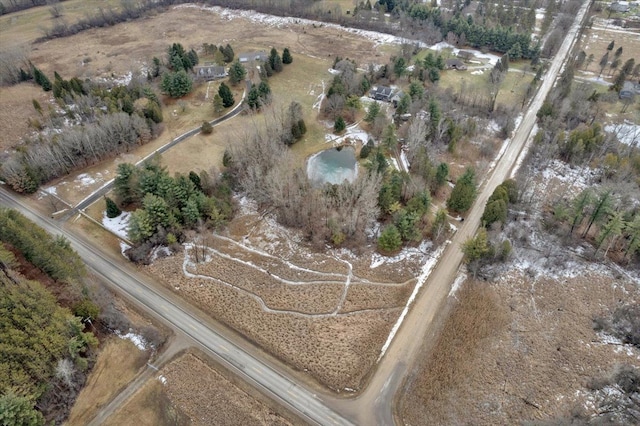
[0,187,352,426]
[347,1,593,424]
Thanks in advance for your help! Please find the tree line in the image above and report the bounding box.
[1,73,164,193]
[0,209,100,425]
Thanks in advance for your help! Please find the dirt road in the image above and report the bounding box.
[344,1,593,424]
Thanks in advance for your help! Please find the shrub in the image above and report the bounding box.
[201,121,213,134]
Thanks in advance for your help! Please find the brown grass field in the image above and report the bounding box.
[66,337,149,426]
[401,270,640,425]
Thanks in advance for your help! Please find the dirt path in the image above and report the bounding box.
[86,336,190,426]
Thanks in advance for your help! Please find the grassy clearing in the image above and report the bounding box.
[66,337,148,426]
[0,0,121,48]
[103,379,189,426]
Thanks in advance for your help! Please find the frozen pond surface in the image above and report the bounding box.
[307,147,357,186]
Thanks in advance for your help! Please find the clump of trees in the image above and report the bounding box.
[158,43,196,98]
[113,157,235,261]
[225,102,380,247]
[481,180,517,228]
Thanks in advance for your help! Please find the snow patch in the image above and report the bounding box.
[604,122,640,147]
[116,329,147,351]
[370,240,432,269]
[102,211,131,241]
[449,271,467,297]
[158,375,167,385]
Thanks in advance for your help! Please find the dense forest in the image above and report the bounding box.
[0,209,98,425]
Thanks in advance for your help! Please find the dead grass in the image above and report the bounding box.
[0,83,52,150]
[159,352,295,426]
[103,379,189,426]
[401,271,640,425]
[66,337,148,426]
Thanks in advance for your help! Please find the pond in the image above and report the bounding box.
[306,147,358,186]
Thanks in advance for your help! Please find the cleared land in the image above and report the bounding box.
[66,337,148,426]
[107,351,296,426]
[146,202,425,391]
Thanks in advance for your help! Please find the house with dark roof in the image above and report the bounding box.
[445,58,467,70]
[370,86,394,102]
[610,2,630,13]
[194,64,227,81]
[620,80,640,99]
[238,51,268,63]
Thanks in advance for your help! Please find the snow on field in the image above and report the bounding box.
[325,124,371,146]
[378,242,448,361]
[328,68,341,75]
[158,375,167,385]
[102,211,131,240]
[178,4,428,47]
[116,329,147,351]
[604,122,640,147]
[470,69,484,75]
[43,185,58,196]
[75,173,96,186]
[370,240,432,269]
[539,159,596,191]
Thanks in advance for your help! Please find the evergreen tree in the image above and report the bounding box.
[462,228,492,277]
[218,83,234,108]
[334,116,346,133]
[0,392,44,426]
[160,70,193,98]
[105,196,121,218]
[596,211,624,257]
[435,162,449,187]
[247,84,261,109]
[228,61,246,86]
[360,139,374,158]
[222,44,234,63]
[212,93,224,114]
[258,80,271,103]
[365,101,380,123]
[394,209,420,242]
[114,163,139,205]
[606,40,615,51]
[32,66,51,91]
[282,47,293,64]
[269,48,283,73]
[377,224,402,252]
[446,168,477,213]
[598,51,610,78]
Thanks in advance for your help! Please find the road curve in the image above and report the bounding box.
[349,1,593,424]
[66,80,250,218]
[0,189,353,426]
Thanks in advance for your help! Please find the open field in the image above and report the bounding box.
[106,350,297,425]
[401,270,639,425]
[103,379,189,426]
[66,337,148,426]
[145,199,429,391]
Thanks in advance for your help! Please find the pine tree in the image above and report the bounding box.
[228,61,246,86]
[114,163,139,206]
[377,224,402,252]
[596,211,624,257]
[462,228,491,277]
[105,196,121,218]
[435,162,449,187]
[212,93,224,114]
[269,48,283,73]
[606,40,615,51]
[218,83,234,108]
[282,47,293,64]
[222,44,234,63]
[447,168,476,213]
[365,101,380,123]
[247,84,261,109]
[334,116,346,133]
[160,70,192,98]
[32,66,51,91]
